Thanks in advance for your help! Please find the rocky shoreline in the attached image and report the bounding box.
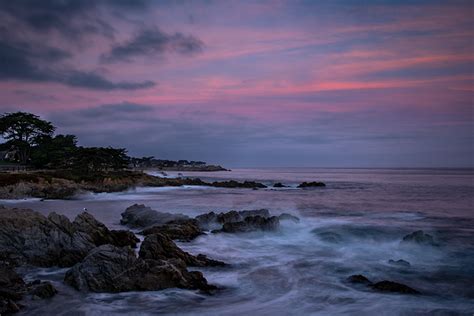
[0,203,432,314]
[0,170,326,199]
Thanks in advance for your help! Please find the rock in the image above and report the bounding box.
[139,233,225,267]
[216,215,280,233]
[141,219,203,241]
[297,181,326,188]
[120,204,189,228]
[109,230,140,248]
[314,231,343,243]
[370,281,420,294]
[278,213,300,223]
[0,206,138,267]
[273,183,287,188]
[196,209,271,230]
[28,281,58,299]
[388,259,410,267]
[64,245,216,293]
[0,264,26,314]
[347,274,372,285]
[211,180,267,189]
[401,230,437,246]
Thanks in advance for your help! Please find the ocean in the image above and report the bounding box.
[2,168,474,315]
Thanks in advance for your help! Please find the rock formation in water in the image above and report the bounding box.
[346,274,420,294]
[0,206,138,267]
[401,230,438,246]
[64,245,216,293]
[297,181,326,188]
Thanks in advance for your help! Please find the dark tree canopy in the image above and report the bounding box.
[0,112,55,163]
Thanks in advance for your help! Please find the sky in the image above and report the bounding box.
[0,0,473,168]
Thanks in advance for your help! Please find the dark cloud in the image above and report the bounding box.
[0,38,155,90]
[0,0,151,39]
[101,28,203,63]
[70,102,154,118]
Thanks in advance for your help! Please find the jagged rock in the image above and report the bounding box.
[141,219,203,241]
[196,209,270,230]
[297,181,326,188]
[64,245,216,293]
[401,230,437,246]
[273,183,287,188]
[139,233,225,267]
[215,215,280,233]
[278,213,300,223]
[371,281,420,294]
[0,264,26,314]
[28,281,58,299]
[388,259,410,267]
[120,204,189,228]
[211,180,267,189]
[109,230,140,248]
[347,274,372,285]
[0,206,138,267]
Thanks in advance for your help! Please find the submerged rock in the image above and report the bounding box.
[388,259,410,267]
[28,281,58,299]
[121,204,189,228]
[347,274,372,285]
[278,213,300,223]
[371,281,420,294]
[139,233,225,267]
[141,219,203,241]
[0,206,138,267]
[215,215,280,233]
[273,183,287,188]
[64,245,216,293]
[401,230,437,246]
[297,181,326,188]
[347,274,420,295]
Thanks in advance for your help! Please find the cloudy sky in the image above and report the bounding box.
[0,0,472,167]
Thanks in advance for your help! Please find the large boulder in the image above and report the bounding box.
[64,245,216,293]
[139,233,225,267]
[27,280,58,299]
[216,216,280,233]
[0,264,25,314]
[401,230,437,246]
[120,204,189,228]
[0,206,138,267]
[141,219,203,241]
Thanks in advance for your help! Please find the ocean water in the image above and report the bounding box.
[2,168,474,315]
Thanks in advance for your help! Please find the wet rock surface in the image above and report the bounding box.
[401,230,438,246]
[273,183,287,188]
[347,274,372,285]
[196,209,271,230]
[297,181,326,188]
[211,180,267,189]
[139,233,225,267]
[371,281,420,294]
[141,219,203,241]
[347,274,420,295]
[0,206,138,267]
[64,244,216,293]
[120,204,189,228]
[215,215,280,233]
[0,264,25,314]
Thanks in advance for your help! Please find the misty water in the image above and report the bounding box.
[2,168,474,315]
